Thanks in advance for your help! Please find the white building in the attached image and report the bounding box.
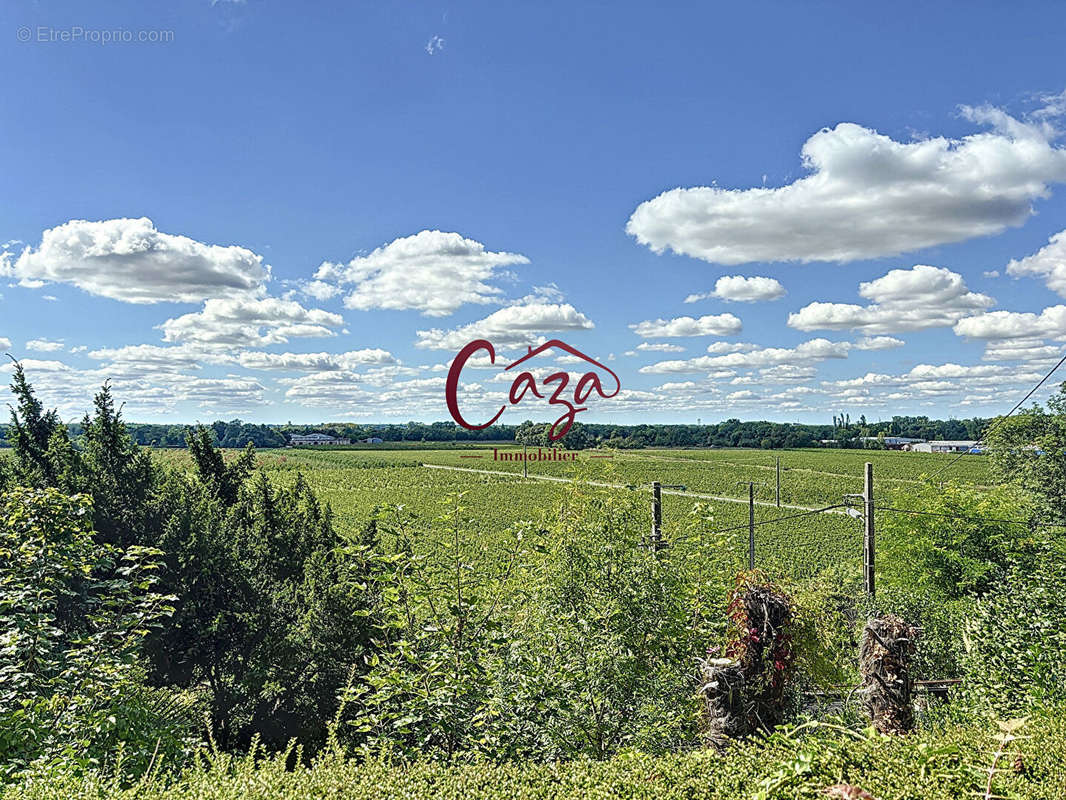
[909,440,980,454]
[859,436,925,450]
[363,437,383,444]
[289,433,351,446]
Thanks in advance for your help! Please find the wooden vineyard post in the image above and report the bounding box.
[864,462,875,598]
[650,481,663,555]
[748,482,755,569]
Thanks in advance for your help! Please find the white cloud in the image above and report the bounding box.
[981,338,1062,363]
[26,339,66,352]
[630,313,742,338]
[640,338,850,373]
[3,218,269,303]
[953,305,1066,341]
[706,341,758,354]
[685,275,786,303]
[236,349,396,371]
[0,337,11,350]
[414,301,594,350]
[624,342,687,356]
[627,107,1066,265]
[171,376,268,410]
[638,341,686,352]
[300,280,341,301]
[854,335,905,350]
[759,364,816,382]
[282,371,376,408]
[315,230,528,317]
[789,265,994,333]
[86,345,241,384]
[425,35,445,55]
[652,381,700,391]
[158,297,345,347]
[1006,229,1066,297]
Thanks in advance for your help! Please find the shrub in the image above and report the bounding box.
[348,495,529,760]
[501,481,698,758]
[0,488,194,780]
[961,554,1066,716]
[147,467,379,753]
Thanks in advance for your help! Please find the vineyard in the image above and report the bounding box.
[5,406,1065,799]
[222,445,988,583]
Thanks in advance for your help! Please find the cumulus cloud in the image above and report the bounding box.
[1006,229,1066,297]
[300,280,342,301]
[624,342,687,356]
[953,305,1066,340]
[685,275,786,303]
[415,301,594,350]
[706,341,759,354]
[26,338,65,352]
[980,338,1062,363]
[236,349,396,371]
[158,297,345,347]
[0,337,11,350]
[171,376,268,410]
[2,218,268,303]
[789,265,994,333]
[282,371,376,408]
[314,230,528,317]
[760,364,817,382]
[629,313,742,338]
[854,335,905,350]
[627,107,1066,265]
[639,338,850,373]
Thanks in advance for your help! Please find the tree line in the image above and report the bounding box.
[0,414,988,450]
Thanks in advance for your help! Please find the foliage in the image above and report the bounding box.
[878,482,1034,601]
[987,382,1066,525]
[348,495,528,759]
[501,481,699,758]
[7,710,1066,800]
[0,488,193,780]
[724,572,796,730]
[961,553,1066,716]
[147,467,378,753]
[513,420,592,449]
[3,368,161,550]
[3,368,382,757]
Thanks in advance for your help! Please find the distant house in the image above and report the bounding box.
[859,436,925,450]
[289,433,351,446]
[909,440,980,454]
[363,437,383,444]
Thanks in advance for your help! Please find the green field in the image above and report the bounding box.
[202,445,992,586]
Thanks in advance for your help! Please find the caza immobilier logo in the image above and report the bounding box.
[445,339,620,440]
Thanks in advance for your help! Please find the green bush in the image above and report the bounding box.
[500,481,699,758]
[0,488,195,780]
[4,368,381,759]
[347,494,529,760]
[5,712,1066,800]
[961,555,1066,716]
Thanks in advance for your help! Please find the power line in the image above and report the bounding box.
[673,503,846,542]
[926,348,1066,484]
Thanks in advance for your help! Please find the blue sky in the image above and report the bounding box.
[3,1,1066,426]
